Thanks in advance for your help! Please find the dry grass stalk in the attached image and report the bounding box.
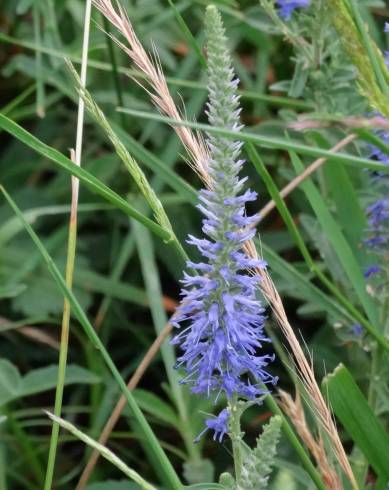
[92,0,210,187]
[289,114,389,131]
[76,322,173,490]
[246,237,357,489]
[279,389,343,490]
[93,2,357,488]
[258,133,357,221]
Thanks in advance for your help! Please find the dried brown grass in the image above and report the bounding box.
[93,0,210,187]
[279,390,343,490]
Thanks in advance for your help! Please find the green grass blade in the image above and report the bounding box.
[261,243,352,323]
[323,162,367,262]
[347,0,389,98]
[246,143,389,352]
[33,1,45,117]
[1,83,36,116]
[118,108,389,173]
[167,0,207,68]
[111,122,197,204]
[132,218,199,462]
[289,151,378,328]
[0,186,182,490]
[46,412,157,490]
[0,33,313,110]
[0,113,174,245]
[322,364,389,481]
[264,395,327,490]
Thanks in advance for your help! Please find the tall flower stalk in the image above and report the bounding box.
[172,5,277,459]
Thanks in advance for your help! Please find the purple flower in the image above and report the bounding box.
[351,324,363,336]
[364,265,382,278]
[195,408,230,443]
[276,0,311,20]
[385,22,389,33]
[172,6,276,442]
[385,51,389,70]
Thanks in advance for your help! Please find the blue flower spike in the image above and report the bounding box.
[172,5,277,442]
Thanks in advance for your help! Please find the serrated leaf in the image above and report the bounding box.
[240,416,282,490]
[20,364,100,398]
[12,273,91,317]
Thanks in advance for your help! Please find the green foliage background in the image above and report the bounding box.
[1,0,389,489]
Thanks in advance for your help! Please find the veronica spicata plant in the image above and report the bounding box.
[172,5,277,447]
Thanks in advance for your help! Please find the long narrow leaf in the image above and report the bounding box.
[289,151,378,327]
[246,143,389,352]
[0,186,182,490]
[322,364,389,480]
[118,108,389,173]
[0,113,173,244]
[0,32,312,110]
[167,0,207,68]
[46,412,157,490]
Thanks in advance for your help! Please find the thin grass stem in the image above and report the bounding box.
[102,15,126,127]
[33,1,45,117]
[43,2,92,488]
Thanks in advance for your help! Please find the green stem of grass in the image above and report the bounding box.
[264,395,327,490]
[33,1,45,118]
[7,412,45,487]
[347,0,389,99]
[229,396,243,485]
[102,16,126,128]
[43,2,92,488]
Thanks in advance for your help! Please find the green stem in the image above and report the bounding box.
[43,2,92,488]
[347,0,389,99]
[7,412,44,487]
[33,0,45,117]
[102,16,126,128]
[229,396,243,485]
[264,395,327,490]
[1,83,36,116]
